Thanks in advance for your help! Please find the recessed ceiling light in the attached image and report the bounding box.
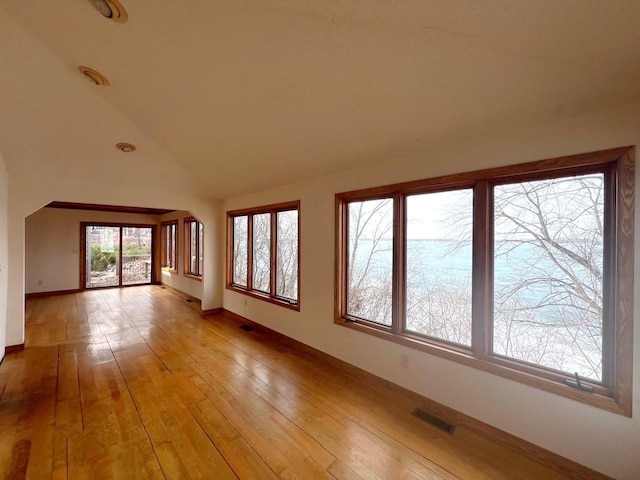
[89,0,128,23]
[91,0,112,17]
[116,143,137,153]
[79,66,110,86]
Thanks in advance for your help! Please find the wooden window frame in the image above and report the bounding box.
[184,217,203,279]
[335,146,634,416]
[227,201,301,311]
[80,222,157,289]
[160,220,178,272]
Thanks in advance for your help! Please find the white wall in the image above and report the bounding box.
[157,210,204,300]
[0,150,8,361]
[0,15,223,347]
[222,100,640,480]
[25,208,159,294]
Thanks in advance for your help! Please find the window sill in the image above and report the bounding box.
[227,285,300,311]
[184,274,202,282]
[161,267,177,273]
[336,316,629,417]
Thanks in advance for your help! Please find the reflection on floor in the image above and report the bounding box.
[0,286,583,479]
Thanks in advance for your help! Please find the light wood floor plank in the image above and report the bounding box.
[0,286,595,479]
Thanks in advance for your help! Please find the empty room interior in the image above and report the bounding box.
[0,1,639,479]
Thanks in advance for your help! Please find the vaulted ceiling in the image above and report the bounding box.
[2,1,640,199]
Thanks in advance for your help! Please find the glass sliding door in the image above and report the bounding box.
[86,225,121,288]
[84,224,154,289]
[122,226,153,285]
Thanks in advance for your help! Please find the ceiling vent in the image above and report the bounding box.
[89,0,128,23]
[116,143,137,153]
[79,66,110,86]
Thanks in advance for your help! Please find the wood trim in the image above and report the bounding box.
[183,218,203,278]
[202,307,223,316]
[46,201,173,216]
[247,214,254,291]
[472,181,491,358]
[227,200,300,217]
[220,308,611,480]
[296,202,302,307]
[160,220,178,271]
[25,289,81,300]
[335,196,347,323]
[80,222,157,291]
[226,215,235,288]
[334,146,634,416]
[269,211,277,297]
[5,344,25,355]
[613,147,635,416]
[337,146,632,199]
[184,274,203,282]
[340,318,619,410]
[226,286,300,311]
[393,193,405,335]
[226,200,301,311]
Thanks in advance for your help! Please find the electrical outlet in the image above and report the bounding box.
[400,353,409,368]
[243,298,248,307]
[38,280,43,286]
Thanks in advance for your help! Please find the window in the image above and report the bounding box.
[227,201,300,309]
[232,216,248,287]
[161,220,178,271]
[184,218,203,278]
[336,147,634,415]
[82,223,154,289]
[347,198,393,325]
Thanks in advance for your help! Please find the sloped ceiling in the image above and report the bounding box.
[2,0,640,199]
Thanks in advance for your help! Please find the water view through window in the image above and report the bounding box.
[493,174,605,380]
[347,198,393,325]
[406,189,473,346]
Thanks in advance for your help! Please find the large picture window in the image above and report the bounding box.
[336,147,634,415]
[227,201,300,309]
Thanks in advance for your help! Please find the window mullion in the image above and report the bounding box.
[472,181,491,358]
[185,221,190,274]
[169,225,173,268]
[601,164,617,387]
[247,215,254,291]
[118,226,123,287]
[196,222,199,275]
[197,223,202,276]
[227,219,232,283]
[392,193,405,335]
[339,200,349,320]
[270,211,277,298]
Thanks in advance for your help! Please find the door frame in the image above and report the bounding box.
[80,221,157,291]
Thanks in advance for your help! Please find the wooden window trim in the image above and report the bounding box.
[184,217,203,279]
[160,220,178,272]
[227,201,300,311]
[335,146,634,416]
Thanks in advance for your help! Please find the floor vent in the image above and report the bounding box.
[160,286,166,289]
[240,324,253,332]
[411,408,456,434]
[184,299,194,303]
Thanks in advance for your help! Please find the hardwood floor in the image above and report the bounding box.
[0,286,592,479]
